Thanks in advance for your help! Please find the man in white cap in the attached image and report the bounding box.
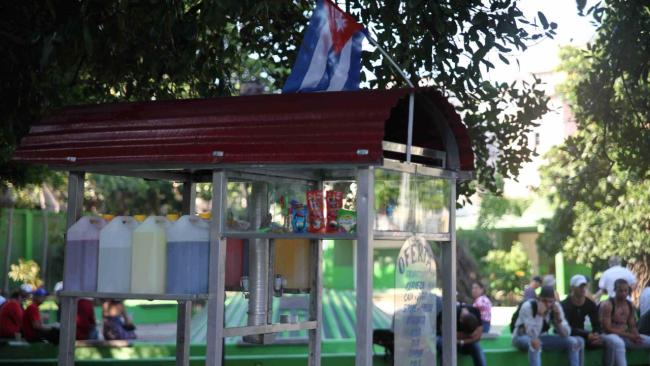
[561,275,602,349]
[596,256,636,301]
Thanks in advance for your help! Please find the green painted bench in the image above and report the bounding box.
[1,337,648,365]
[456,335,650,366]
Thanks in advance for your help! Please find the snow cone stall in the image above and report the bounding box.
[13,87,474,366]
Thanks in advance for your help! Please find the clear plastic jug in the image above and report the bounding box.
[64,216,107,292]
[131,216,169,294]
[97,216,139,293]
[166,215,209,294]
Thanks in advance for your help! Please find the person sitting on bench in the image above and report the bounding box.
[600,279,650,366]
[102,300,136,340]
[637,279,650,336]
[561,275,602,348]
[22,287,59,344]
[437,303,487,366]
[512,285,584,366]
[0,287,29,339]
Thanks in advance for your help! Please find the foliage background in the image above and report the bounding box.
[537,0,650,299]
[1,0,555,203]
[0,1,562,298]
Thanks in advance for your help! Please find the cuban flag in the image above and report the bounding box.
[282,0,365,93]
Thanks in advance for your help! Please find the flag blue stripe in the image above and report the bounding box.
[342,32,364,90]
[282,1,326,93]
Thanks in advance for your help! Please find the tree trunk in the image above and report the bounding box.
[629,254,650,306]
[456,242,482,304]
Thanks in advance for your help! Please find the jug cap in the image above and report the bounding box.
[134,214,146,222]
[166,214,180,222]
[101,214,115,222]
[199,212,211,220]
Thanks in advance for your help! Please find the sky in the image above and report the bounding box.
[487,0,597,81]
[357,0,598,88]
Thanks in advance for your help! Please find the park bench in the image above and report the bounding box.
[457,336,650,366]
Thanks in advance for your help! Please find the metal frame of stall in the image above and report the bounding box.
[56,163,459,366]
[14,88,471,366]
[57,167,327,366]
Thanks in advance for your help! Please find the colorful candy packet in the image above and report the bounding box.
[337,209,357,233]
[307,190,324,233]
[326,191,343,233]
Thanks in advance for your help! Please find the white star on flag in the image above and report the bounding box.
[334,12,346,31]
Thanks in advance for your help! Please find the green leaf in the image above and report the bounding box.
[538,11,549,29]
[82,25,93,56]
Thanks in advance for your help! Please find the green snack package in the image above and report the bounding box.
[337,209,357,233]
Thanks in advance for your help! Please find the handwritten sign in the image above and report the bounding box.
[394,236,436,366]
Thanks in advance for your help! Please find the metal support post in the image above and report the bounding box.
[406,92,415,163]
[267,239,275,326]
[206,170,227,366]
[59,171,85,366]
[42,210,49,284]
[355,167,374,366]
[308,238,323,366]
[176,300,192,366]
[25,210,33,260]
[2,207,14,293]
[441,178,457,366]
[59,296,78,364]
[182,180,196,215]
[176,179,196,366]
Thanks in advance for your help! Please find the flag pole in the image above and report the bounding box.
[364,31,414,88]
[364,29,416,163]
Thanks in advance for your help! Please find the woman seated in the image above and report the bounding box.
[102,300,136,340]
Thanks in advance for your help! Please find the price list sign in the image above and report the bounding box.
[394,236,436,366]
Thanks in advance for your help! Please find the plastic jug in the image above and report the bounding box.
[97,216,139,293]
[64,216,107,292]
[225,239,245,290]
[196,213,246,290]
[274,239,311,291]
[131,216,169,294]
[166,215,210,294]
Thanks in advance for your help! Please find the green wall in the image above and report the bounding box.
[323,240,398,290]
[373,248,398,290]
[555,252,592,297]
[323,240,354,289]
[0,208,67,292]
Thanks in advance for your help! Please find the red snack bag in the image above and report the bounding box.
[306,190,324,233]
[326,191,344,233]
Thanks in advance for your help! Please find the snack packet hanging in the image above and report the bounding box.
[337,209,357,233]
[306,190,324,233]
[290,199,307,233]
[326,191,344,233]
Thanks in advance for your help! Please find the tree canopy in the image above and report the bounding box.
[538,0,650,288]
[1,0,555,205]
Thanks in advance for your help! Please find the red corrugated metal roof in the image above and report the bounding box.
[13,88,474,171]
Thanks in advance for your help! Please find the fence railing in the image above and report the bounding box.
[1,208,66,293]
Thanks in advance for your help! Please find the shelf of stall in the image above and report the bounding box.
[223,231,357,240]
[58,291,210,301]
